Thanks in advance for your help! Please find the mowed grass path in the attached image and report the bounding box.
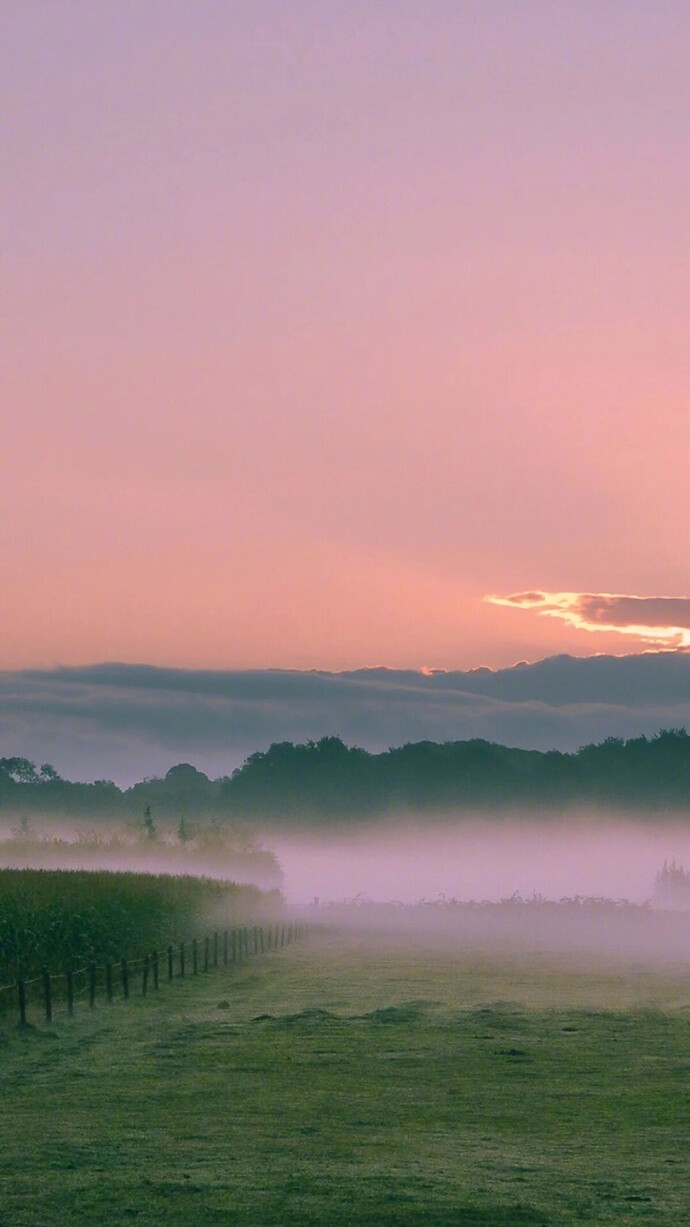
[1,931,689,1226]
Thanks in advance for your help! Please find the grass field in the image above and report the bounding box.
[1,929,689,1225]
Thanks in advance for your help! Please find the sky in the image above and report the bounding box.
[2,0,689,675]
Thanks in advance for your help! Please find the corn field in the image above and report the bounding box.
[0,867,277,984]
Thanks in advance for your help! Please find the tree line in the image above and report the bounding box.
[1,728,689,823]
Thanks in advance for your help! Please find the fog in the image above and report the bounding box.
[5,811,690,963]
[5,812,690,909]
[272,813,690,906]
[268,815,690,966]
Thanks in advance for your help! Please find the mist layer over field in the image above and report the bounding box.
[275,814,690,966]
[274,814,690,906]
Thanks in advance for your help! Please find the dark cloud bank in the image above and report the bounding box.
[1,652,689,784]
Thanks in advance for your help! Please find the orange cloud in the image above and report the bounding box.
[485,591,690,649]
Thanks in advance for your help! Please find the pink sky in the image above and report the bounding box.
[3,1,688,671]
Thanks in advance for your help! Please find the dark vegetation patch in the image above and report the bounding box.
[252,1001,438,1028]
[0,867,272,983]
[208,727,690,819]
[3,725,690,825]
[355,1002,429,1025]
[271,1007,338,1027]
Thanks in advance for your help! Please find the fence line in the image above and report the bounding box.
[1,920,309,1028]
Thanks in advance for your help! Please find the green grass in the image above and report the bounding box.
[1,931,689,1225]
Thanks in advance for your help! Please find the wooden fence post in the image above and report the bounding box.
[260,926,265,954]
[204,936,210,972]
[223,930,229,965]
[17,979,26,1027]
[121,957,129,1000]
[142,954,149,996]
[192,938,198,974]
[180,942,185,978]
[88,962,96,1009]
[106,961,113,1004]
[213,931,218,968]
[66,969,74,1016]
[232,929,238,962]
[167,945,174,981]
[152,950,159,990]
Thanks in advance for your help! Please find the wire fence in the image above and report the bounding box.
[0,921,308,1027]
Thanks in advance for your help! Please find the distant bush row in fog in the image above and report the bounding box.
[307,894,690,960]
[1,728,689,823]
[0,817,283,890]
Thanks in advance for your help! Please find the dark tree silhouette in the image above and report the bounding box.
[0,729,689,823]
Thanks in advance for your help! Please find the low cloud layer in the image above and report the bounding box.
[488,591,690,648]
[1,653,689,784]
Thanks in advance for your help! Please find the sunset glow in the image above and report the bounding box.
[487,592,690,649]
[2,3,688,675]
